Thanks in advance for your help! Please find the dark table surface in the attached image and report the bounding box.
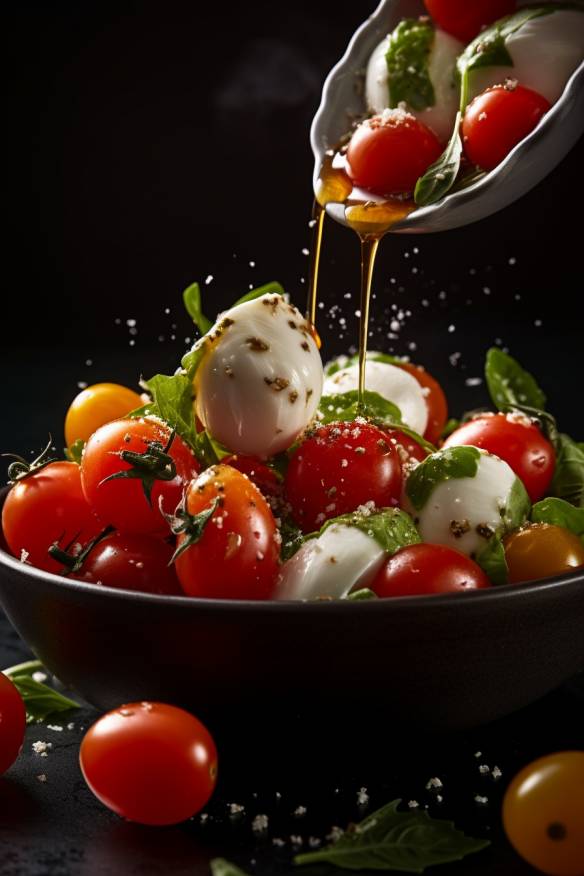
[3,1,584,874]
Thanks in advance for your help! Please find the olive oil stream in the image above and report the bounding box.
[307,151,414,402]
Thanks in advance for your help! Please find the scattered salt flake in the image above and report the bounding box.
[275,791,282,800]
[327,826,344,842]
[478,111,487,121]
[357,787,369,806]
[47,725,63,732]
[229,803,245,815]
[77,381,88,389]
[408,800,419,809]
[308,219,317,228]
[354,310,362,318]
[200,813,209,824]
[479,764,490,774]
[483,286,491,295]
[308,837,321,848]
[436,795,443,803]
[205,275,214,285]
[85,359,93,366]
[32,741,52,756]
[492,766,502,780]
[301,248,309,256]
[19,549,31,564]
[290,835,303,847]
[32,671,47,684]
[67,722,75,731]
[36,774,48,783]
[294,806,307,817]
[465,377,483,387]
[448,324,456,333]
[272,838,285,847]
[426,777,443,790]
[475,795,489,805]
[249,261,256,267]
[508,257,517,265]
[252,814,269,833]
[534,319,542,327]
[474,751,482,758]
[126,318,136,327]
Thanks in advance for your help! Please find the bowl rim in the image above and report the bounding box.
[1,538,583,614]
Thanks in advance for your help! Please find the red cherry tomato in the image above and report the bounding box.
[222,454,283,503]
[0,673,26,775]
[370,543,491,597]
[443,412,555,502]
[285,422,403,533]
[394,362,448,444]
[2,461,101,573]
[424,0,517,43]
[80,701,218,826]
[346,112,443,196]
[462,84,551,171]
[81,419,199,536]
[73,532,182,595]
[386,430,428,465]
[175,464,279,600]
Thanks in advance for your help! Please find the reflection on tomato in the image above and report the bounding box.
[504,524,584,584]
[503,751,584,876]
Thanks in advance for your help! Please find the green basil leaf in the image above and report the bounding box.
[440,418,461,439]
[551,434,584,507]
[503,477,531,531]
[385,18,435,111]
[406,446,481,512]
[183,281,213,336]
[142,372,198,450]
[531,496,584,537]
[318,389,402,427]
[4,662,80,725]
[346,588,378,600]
[414,115,463,207]
[475,534,509,586]
[279,517,305,562]
[294,798,490,872]
[210,859,251,876]
[64,438,85,464]
[192,430,230,468]
[314,507,421,556]
[233,281,285,307]
[485,348,546,411]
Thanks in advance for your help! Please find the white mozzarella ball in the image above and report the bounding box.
[405,450,522,558]
[194,294,323,458]
[468,11,584,105]
[323,359,428,435]
[274,523,385,601]
[366,28,464,142]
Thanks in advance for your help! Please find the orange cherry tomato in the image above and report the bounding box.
[65,383,143,447]
[503,751,584,876]
[504,524,584,584]
[80,702,218,826]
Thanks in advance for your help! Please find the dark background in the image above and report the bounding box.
[2,2,583,874]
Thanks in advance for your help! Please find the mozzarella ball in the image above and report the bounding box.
[323,359,428,435]
[404,449,528,558]
[468,10,584,106]
[366,27,464,142]
[274,523,385,601]
[194,294,323,458]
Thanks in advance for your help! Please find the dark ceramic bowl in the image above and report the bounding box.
[1,492,583,732]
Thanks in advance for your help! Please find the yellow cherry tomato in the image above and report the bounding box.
[65,383,143,446]
[503,751,584,876]
[504,524,584,584]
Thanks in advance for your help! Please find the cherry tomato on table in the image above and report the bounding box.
[393,362,448,444]
[504,524,584,584]
[2,461,101,573]
[0,673,26,775]
[65,383,143,447]
[462,84,551,171]
[346,113,442,196]
[81,418,199,536]
[80,701,218,826]
[443,412,555,502]
[503,751,584,876]
[285,422,403,533]
[370,543,491,597]
[174,464,280,600]
[72,532,182,595]
[424,0,517,44]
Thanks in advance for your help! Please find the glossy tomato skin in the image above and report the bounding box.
[394,362,447,445]
[80,701,218,826]
[504,524,584,584]
[175,464,280,600]
[370,543,491,597]
[462,84,551,171]
[222,454,283,503]
[81,419,199,536]
[285,422,403,533]
[424,0,517,43]
[443,412,555,502]
[2,461,102,573]
[385,430,428,465]
[503,751,584,876]
[74,532,182,595]
[346,113,442,196]
[0,673,26,775]
[65,383,143,447]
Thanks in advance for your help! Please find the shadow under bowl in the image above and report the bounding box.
[1,491,583,733]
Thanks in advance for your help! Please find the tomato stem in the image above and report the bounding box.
[99,430,177,506]
[49,525,116,576]
[2,436,57,483]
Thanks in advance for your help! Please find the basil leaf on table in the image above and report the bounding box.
[4,660,80,725]
[406,446,481,512]
[531,496,584,538]
[485,347,547,411]
[294,798,490,872]
[385,18,435,111]
[318,389,402,428]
